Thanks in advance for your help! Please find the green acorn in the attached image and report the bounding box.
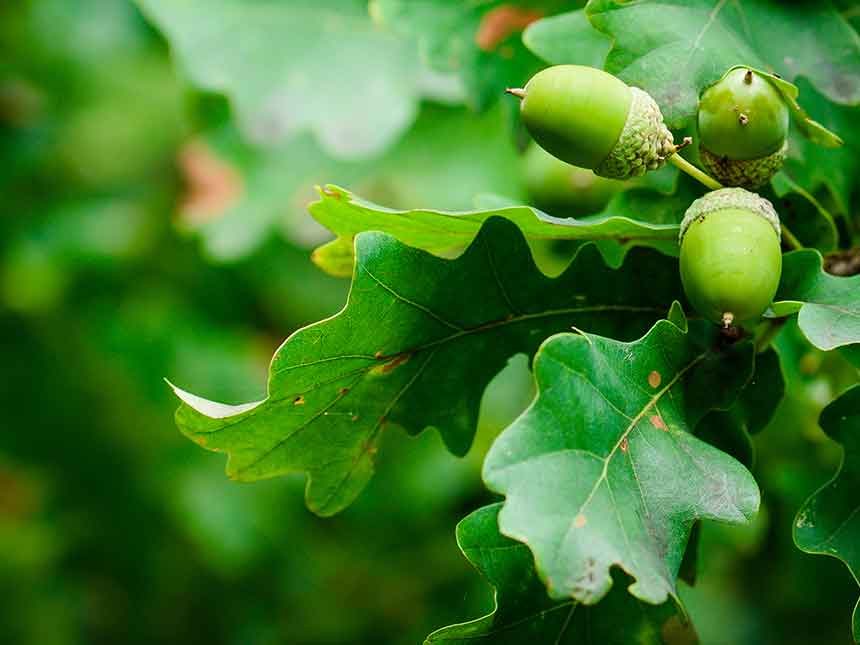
[522,142,623,216]
[679,188,783,328]
[507,65,676,180]
[697,67,790,189]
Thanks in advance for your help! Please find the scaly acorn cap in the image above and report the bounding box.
[594,87,676,180]
[679,187,781,244]
[699,140,787,189]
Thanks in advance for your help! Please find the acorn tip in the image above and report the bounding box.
[505,87,526,99]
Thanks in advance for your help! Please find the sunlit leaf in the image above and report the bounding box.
[483,317,759,605]
[310,186,682,278]
[171,218,682,516]
[426,503,697,644]
[772,250,860,351]
[523,9,611,69]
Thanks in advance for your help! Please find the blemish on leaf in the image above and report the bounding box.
[374,351,384,359]
[475,6,542,52]
[371,352,411,375]
[339,387,350,395]
[620,437,629,452]
[574,514,587,528]
[351,415,359,422]
[293,396,305,406]
[648,370,662,388]
[321,186,342,199]
[649,415,667,431]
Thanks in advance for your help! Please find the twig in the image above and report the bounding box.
[781,225,803,251]
[668,151,723,191]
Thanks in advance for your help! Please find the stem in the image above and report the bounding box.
[781,224,803,251]
[754,317,787,353]
[668,153,723,191]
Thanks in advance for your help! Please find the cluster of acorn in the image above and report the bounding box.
[509,65,790,330]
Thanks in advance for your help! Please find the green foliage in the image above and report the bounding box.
[178,105,524,260]
[584,0,860,128]
[5,0,860,643]
[310,185,684,278]
[370,0,571,110]
[136,0,432,158]
[794,385,860,640]
[484,318,759,605]
[426,504,696,644]
[695,349,786,469]
[172,219,681,515]
[773,250,860,350]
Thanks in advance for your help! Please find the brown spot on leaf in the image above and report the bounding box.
[177,140,242,224]
[321,186,342,199]
[648,370,662,388]
[293,396,305,406]
[339,387,350,395]
[475,6,543,52]
[650,415,667,431]
[620,437,629,452]
[371,352,412,375]
[574,514,587,528]
[374,351,384,359]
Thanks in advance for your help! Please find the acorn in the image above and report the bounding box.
[522,142,623,216]
[507,65,676,180]
[697,67,790,189]
[679,188,783,328]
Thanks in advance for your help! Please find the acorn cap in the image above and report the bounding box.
[679,187,781,244]
[699,140,787,189]
[594,87,676,180]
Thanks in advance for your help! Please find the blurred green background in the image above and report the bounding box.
[1,1,858,643]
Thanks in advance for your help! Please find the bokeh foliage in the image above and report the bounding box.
[2,1,859,643]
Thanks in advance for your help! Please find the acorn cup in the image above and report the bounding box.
[507,65,678,181]
[697,67,790,189]
[679,188,783,329]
